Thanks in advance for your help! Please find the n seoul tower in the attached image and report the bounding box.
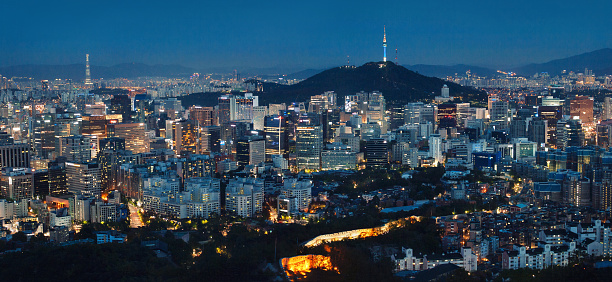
[383,25,387,62]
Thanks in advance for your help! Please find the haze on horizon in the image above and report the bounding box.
[2,0,612,71]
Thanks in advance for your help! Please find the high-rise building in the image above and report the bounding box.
[538,106,563,145]
[296,124,323,171]
[184,177,220,218]
[217,95,233,125]
[220,121,252,157]
[365,138,388,168]
[308,91,337,113]
[441,84,450,98]
[236,136,266,166]
[189,106,215,127]
[85,54,93,87]
[99,137,126,152]
[529,118,548,147]
[404,103,424,125]
[438,104,457,128]
[429,134,443,165]
[489,100,509,124]
[278,178,312,215]
[66,162,101,198]
[54,112,83,154]
[108,94,132,123]
[510,118,528,139]
[265,115,288,161]
[0,168,33,201]
[556,119,584,149]
[569,96,594,124]
[604,97,612,121]
[321,143,357,171]
[109,123,149,154]
[225,177,264,218]
[0,142,30,169]
[59,135,93,163]
[33,113,55,159]
[252,106,267,131]
[200,126,221,154]
[48,159,66,196]
[172,119,198,156]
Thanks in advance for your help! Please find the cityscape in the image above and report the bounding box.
[3,1,612,281]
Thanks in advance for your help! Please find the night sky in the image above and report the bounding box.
[2,0,612,71]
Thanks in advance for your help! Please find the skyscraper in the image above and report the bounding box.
[108,123,149,154]
[296,124,323,171]
[365,138,388,168]
[200,126,221,154]
[236,136,266,167]
[172,119,198,156]
[85,54,93,87]
[429,134,443,165]
[604,97,612,121]
[0,168,33,201]
[189,106,215,127]
[59,135,93,163]
[66,162,101,198]
[569,96,594,124]
[265,115,288,161]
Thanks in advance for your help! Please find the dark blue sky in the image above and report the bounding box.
[2,0,612,71]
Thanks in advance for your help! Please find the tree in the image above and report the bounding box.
[11,232,27,242]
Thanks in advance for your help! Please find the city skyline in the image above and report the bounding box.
[3,0,612,70]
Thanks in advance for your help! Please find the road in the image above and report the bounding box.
[129,202,144,228]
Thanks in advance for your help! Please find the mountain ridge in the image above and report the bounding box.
[0,63,196,80]
[179,61,487,107]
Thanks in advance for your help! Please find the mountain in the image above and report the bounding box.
[286,68,327,80]
[0,63,196,80]
[405,64,497,78]
[511,48,612,76]
[251,61,487,105]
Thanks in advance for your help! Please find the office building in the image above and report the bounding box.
[66,162,101,198]
[296,124,323,171]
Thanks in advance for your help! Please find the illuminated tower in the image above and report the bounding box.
[85,54,93,87]
[383,26,387,62]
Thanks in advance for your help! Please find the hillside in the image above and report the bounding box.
[253,61,487,104]
[0,63,196,80]
[511,48,612,76]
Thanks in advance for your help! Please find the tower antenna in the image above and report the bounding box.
[395,48,398,64]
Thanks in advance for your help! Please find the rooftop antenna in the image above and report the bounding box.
[347,55,350,66]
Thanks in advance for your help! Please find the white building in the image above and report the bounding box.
[502,243,576,270]
[278,178,312,215]
[225,177,264,218]
[392,247,477,272]
[321,143,357,171]
[429,134,442,166]
[184,177,220,218]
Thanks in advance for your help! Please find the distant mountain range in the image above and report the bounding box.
[5,48,612,81]
[509,48,612,76]
[0,63,196,80]
[404,64,498,78]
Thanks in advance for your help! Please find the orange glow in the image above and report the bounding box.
[281,255,338,278]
